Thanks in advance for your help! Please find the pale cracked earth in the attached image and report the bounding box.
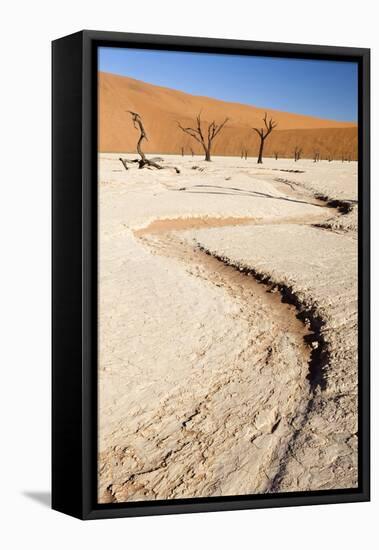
[98,155,358,503]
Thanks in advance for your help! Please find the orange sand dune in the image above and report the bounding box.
[99,71,357,159]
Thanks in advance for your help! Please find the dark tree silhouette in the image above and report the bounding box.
[273,151,279,160]
[252,112,278,164]
[313,150,320,163]
[294,145,303,162]
[177,112,229,161]
[119,111,180,173]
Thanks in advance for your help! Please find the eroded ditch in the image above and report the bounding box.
[133,215,333,494]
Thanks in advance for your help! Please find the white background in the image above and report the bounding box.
[1,0,377,547]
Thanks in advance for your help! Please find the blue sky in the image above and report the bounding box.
[99,47,358,122]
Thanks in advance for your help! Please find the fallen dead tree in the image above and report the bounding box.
[119,111,180,173]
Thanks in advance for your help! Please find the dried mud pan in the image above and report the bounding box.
[185,223,358,491]
[97,155,358,502]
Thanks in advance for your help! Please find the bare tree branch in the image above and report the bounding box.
[213,118,229,139]
[176,122,204,146]
[127,111,148,163]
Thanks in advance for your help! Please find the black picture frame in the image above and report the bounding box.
[52,30,370,520]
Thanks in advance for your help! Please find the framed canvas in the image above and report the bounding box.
[52,30,370,520]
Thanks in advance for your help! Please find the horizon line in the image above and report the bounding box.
[99,70,358,126]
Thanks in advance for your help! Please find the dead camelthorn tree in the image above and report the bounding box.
[241,147,248,160]
[313,150,320,163]
[252,112,278,164]
[177,112,229,161]
[273,151,279,160]
[119,111,180,173]
[294,146,303,162]
[327,149,334,162]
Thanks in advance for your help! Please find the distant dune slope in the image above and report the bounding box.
[99,71,357,159]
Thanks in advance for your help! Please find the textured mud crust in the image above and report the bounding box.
[97,155,358,502]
